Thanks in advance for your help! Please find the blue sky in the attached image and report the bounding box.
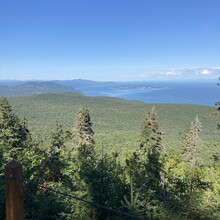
[0,0,220,81]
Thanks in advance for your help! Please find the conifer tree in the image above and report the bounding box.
[183,115,202,166]
[42,124,67,183]
[183,115,203,220]
[0,97,30,164]
[72,107,95,149]
[0,97,37,219]
[71,107,95,184]
[139,106,163,191]
[123,107,164,218]
[65,107,97,219]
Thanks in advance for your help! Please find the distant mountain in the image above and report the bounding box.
[0,80,24,86]
[0,81,80,96]
[53,79,108,87]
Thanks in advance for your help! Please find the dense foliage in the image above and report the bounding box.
[0,91,220,219]
[7,93,219,160]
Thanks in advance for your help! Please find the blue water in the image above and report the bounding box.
[74,81,219,106]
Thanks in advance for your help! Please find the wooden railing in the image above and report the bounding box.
[5,160,24,220]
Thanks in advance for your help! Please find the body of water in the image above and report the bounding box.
[74,81,219,106]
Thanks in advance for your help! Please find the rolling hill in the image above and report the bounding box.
[0,81,80,96]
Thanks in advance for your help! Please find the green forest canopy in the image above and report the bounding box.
[0,92,219,220]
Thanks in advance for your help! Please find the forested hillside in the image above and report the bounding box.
[8,93,219,159]
[0,81,80,96]
[0,93,220,219]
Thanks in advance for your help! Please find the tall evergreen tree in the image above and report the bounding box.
[72,107,95,149]
[0,97,30,164]
[183,115,203,220]
[183,115,202,166]
[63,107,97,219]
[71,107,96,191]
[42,124,68,183]
[0,97,37,219]
[123,107,164,219]
[139,106,163,191]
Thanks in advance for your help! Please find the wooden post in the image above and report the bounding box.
[5,160,24,220]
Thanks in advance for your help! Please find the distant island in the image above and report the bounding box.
[114,85,167,91]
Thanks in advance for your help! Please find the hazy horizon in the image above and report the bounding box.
[0,76,219,82]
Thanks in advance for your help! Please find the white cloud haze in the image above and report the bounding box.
[133,67,220,80]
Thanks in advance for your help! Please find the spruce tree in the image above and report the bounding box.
[123,107,164,218]
[183,115,202,166]
[72,107,95,182]
[71,107,95,182]
[42,124,67,183]
[183,115,203,220]
[72,107,95,148]
[139,106,163,191]
[65,107,96,219]
[0,97,37,219]
[140,106,162,154]
[0,97,30,163]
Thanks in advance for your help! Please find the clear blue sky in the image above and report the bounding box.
[0,0,220,81]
